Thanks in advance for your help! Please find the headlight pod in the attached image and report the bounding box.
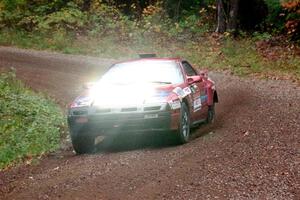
[70,96,92,108]
[168,99,181,110]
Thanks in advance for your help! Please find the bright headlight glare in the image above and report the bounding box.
[89,82,157,107]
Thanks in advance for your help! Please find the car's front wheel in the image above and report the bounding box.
[70,129,95,154]
[176,103,190,144]
[206,103,215,124]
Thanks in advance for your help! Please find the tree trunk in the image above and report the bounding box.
[227,0,239,33]
[174,0,182,22]
[82,0,91,11]
[216,0,226,33]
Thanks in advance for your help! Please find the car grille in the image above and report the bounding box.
[96,108,111,113]
[121,107,138,112]
[94,105,162,114]
[144,106,161,111]
[71,104,164,116]
[73,110,88,115]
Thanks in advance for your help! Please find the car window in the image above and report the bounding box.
[100,60,184,85]
[182,61,197,76]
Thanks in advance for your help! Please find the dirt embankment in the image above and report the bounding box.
[0,47,299,200]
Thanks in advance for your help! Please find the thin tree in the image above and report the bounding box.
[82,0,91,11]
[215,0,239,34]
[216,0,226,33]
[227,0,239,32]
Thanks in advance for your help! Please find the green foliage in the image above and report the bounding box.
[220,39,263,75]
[37,2,87,32]
[1,0,27,12]
[0,0,213,37]
[264,0,285,32]
[0,69,65,169]
[179,14,210,34]
[163,0,216,20]
[87,3,136,39]
[252,31,273,40]
[219,38,300,77]
[0,28,75,53]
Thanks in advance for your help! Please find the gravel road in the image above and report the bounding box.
[0,46,299,200]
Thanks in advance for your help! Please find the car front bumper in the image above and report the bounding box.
[68,105,180,136]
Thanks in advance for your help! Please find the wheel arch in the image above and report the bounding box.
[182,97,190,113]
[213,91,219,103]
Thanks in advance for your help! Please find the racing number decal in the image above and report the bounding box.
[193,96,202,112]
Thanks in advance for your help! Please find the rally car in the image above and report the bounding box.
[68,55,218,154]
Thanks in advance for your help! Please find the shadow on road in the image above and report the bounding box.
[93,121,217,154]
[94,132,179,153]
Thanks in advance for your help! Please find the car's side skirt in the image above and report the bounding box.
[191,119,207,127]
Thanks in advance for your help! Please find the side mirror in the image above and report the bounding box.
[187,76,202,85]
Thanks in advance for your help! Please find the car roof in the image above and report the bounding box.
[113,57,182,65]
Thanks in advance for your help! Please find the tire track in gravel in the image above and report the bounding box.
[0,47,299,200]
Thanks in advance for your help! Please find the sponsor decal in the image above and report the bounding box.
[200,95,208,102]
[183,87,192,95]
[169,100,181,110]
[173,87,192,100]
[172,87,186,99]
[190,84,197,94]
[193,96,202,112]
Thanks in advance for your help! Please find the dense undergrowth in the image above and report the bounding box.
[1,28,299,81]
[0,69,65,170]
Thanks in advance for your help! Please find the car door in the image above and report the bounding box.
[181,61,208,122]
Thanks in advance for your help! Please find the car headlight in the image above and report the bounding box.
[70,96,92,108]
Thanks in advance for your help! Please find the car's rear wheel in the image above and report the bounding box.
[70,129,95,154]
[206,103,215,124]
[177,103,190,144]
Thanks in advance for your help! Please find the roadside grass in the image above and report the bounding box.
[0,29,75,52]
[0,29,299,81]
[219,39,300,78]
[0,69,66,170]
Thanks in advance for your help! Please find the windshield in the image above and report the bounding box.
[100,60,184,85]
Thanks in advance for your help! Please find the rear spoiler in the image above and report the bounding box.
[139,53,157,58]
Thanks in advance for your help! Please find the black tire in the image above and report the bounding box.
[207,103,215,124]
[70,130,95,154]
[177,103,190,144]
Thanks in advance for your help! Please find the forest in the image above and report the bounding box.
[0,0,299,80]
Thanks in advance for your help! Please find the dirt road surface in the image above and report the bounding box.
[0,47,299,200]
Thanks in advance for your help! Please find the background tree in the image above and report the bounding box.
[216,0,226,32]
[82,0,92,11]
[216,0,268,34]
[215,0,239,34]
[227,0,239,32]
